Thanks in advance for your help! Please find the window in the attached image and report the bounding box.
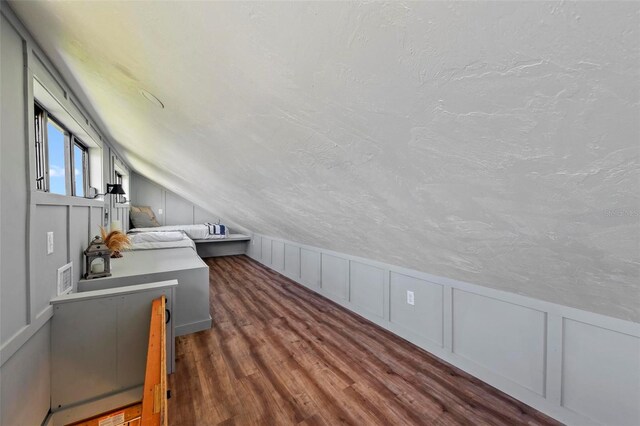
[34,103,90,197]
[47,119,67,195]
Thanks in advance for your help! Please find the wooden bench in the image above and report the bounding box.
[68,296,168,426]
[193,233,251,258]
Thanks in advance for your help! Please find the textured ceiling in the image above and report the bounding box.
[9,1,639,321]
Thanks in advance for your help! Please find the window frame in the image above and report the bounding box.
[33,103,48,191]
[72,137,90,197]
[34,102,91,198]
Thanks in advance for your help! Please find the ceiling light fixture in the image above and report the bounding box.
[140,89,165,109]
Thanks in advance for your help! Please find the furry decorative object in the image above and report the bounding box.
[100,227,131,258]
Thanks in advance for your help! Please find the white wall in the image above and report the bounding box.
[8,1,639,322]
[250,233,640,426]
[0,4,130,425]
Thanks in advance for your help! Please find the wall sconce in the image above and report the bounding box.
[90,184,126,198]
[106,183,126,196]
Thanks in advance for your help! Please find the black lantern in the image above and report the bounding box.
[84,236,112,279]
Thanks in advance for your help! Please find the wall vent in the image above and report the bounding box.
[57,262,73,296]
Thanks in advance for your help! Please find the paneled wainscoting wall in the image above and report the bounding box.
[248,234,640,426]
[1,5,132,423]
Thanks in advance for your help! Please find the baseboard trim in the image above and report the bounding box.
[47,386,142,426]
[175,316,212,336]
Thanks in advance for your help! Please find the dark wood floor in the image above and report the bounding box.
[168,255,561,426]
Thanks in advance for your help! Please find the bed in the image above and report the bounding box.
[129,205,230,240]
[127,230,196,251]
[129,224,228,240]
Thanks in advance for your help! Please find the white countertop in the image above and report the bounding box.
[79,247,207,282]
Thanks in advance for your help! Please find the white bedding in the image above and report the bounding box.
[130,224,227,240]
[126,231,196,251]
[129,231,185,243]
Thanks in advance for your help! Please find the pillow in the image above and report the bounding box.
[130,206,160,228]
[131,205,158,220]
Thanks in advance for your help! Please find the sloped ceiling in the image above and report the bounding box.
[8,1,639,321]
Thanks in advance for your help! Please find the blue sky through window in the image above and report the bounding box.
[47,121,66,195]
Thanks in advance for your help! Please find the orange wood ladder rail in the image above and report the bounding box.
[68,296,168,426]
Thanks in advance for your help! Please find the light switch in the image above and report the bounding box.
[47,232,54,254]
[158,208,163,215]
[407,290,415,306]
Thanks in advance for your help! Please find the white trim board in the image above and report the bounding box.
[248,233,640,426]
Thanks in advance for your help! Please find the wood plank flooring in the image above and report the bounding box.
[168,255,561,426]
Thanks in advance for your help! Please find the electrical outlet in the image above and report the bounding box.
[47,232,54,255]
[158,208,163,215]
[407,290,415,306]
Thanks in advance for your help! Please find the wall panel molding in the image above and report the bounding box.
[350,261,384,319]
[321,253,349,301]
[272,240,285,272]
[0,8,124,396]
[451,289,546,396]
[249,233,640,426]
[284,244,301,280]
[1,4,134,426]
[261,238,272,266]
[0,307,53,366]
[389,271,443,347]
[300,248,321,289]
[561,319,640,425]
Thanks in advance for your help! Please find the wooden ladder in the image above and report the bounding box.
[68,296,168,426]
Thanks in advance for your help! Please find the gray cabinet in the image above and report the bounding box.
[50,281,177,413]
[79,248,211,336]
